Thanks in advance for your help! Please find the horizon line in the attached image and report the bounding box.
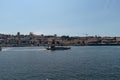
[0,32,120,37]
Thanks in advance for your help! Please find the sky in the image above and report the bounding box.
[0,0,120,36]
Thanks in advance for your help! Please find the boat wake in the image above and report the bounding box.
[2,48,12,51]
[2,48,46,52]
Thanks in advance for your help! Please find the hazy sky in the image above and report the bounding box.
[0,0,120,36]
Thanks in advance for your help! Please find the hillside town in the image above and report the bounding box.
[0,32,120,47]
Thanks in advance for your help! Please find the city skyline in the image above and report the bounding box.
[0,0,120,36]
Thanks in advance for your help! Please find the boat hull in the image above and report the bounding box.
[46,46,71,50]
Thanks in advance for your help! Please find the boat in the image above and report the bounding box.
[46,45,71,50]
[46,39,71,50]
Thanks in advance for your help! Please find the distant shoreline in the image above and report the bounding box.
[1,44,120,47]
[1,32,120,47]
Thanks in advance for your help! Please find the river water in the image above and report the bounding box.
[0,46,120,80]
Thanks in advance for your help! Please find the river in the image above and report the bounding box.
[0,46,120,80]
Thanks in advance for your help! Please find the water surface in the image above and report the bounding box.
[0,46,120,80]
